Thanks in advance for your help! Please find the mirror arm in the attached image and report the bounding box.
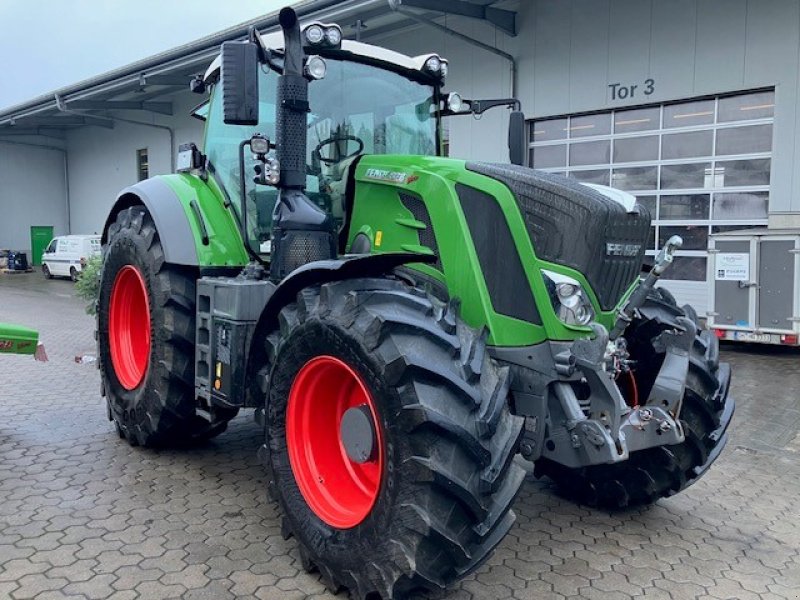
[469,98,521,114]
[440,97,521,117]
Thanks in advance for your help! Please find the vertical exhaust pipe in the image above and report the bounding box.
[270,7,337,281]
[275,7,308,190]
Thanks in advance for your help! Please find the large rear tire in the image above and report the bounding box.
[264,279,525,599]
[98,206,237,446]
[535,288,733,509]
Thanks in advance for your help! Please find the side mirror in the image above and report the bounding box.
[221,40,259,125]
[508,110,526,166]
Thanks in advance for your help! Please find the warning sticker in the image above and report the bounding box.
[715,253,749,281]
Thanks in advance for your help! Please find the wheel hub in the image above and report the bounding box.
[286,356,384,529]
[108,265,151,390]
[340,405,376,464]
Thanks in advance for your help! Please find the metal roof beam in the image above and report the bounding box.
[141,74,192,87]
[0,128,66,138]
[25,116,114,129]
[67,100,173,115]
[395,0,516,36]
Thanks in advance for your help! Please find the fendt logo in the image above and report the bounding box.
[606,242,641,257]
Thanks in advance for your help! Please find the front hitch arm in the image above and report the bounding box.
[609,235,683,340]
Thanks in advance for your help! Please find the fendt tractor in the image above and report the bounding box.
[96,7,734,599]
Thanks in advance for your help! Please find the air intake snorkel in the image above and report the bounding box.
[270,7,336,281]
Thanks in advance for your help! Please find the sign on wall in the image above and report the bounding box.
[715,253,750,281]
[608,78,655,101]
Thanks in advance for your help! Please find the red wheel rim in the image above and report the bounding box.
[108,265,151,390]
[286,356,384,529]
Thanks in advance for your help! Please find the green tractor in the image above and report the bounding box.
[96,7,734,599]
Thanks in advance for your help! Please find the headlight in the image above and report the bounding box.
[542,270,595,326]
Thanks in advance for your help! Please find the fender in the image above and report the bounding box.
[246,251,436,408]
[101,174,248,268]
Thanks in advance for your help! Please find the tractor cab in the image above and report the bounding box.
[192,25,522,262]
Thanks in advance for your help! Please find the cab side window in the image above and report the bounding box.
[45,240,57,254]
[204,71,278,253]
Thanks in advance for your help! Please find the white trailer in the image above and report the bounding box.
[707,228,800,346]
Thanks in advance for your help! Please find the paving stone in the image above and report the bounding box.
[12,574,69,599]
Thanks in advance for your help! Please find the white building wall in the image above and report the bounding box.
[0,140,68,257]
[65,92,204,235]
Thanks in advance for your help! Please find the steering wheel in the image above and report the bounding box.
[313,135,365,165]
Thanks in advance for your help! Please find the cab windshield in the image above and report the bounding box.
[203,58,438,252]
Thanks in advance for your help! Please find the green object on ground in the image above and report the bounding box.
[0,323,39,355]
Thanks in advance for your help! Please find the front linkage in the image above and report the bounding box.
[495,236,734,506]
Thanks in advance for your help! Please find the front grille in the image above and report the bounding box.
[466,163,651,310]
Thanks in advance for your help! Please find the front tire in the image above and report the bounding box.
[70,266,79,282]
[98,206,236,446]
[42,264,52,279]
[536,289,733,509]
[265,279,525,599]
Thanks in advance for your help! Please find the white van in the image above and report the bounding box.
[42,235,101,281]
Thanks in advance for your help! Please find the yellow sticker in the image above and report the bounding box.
[216,362,222,377]
[375,231,383,247]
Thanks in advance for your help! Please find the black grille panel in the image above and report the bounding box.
[457,184,541,325]
[466,163,651,310]
[273,231,332,279]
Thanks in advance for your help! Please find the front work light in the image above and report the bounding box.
[325,26,342,46]
[447,92,464,112]
[305,55,327,80]
[303,23,342,49]
[542,270,595,326]
[424,56,442,73]
[304,24,325,45]
[250,134,270,156]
